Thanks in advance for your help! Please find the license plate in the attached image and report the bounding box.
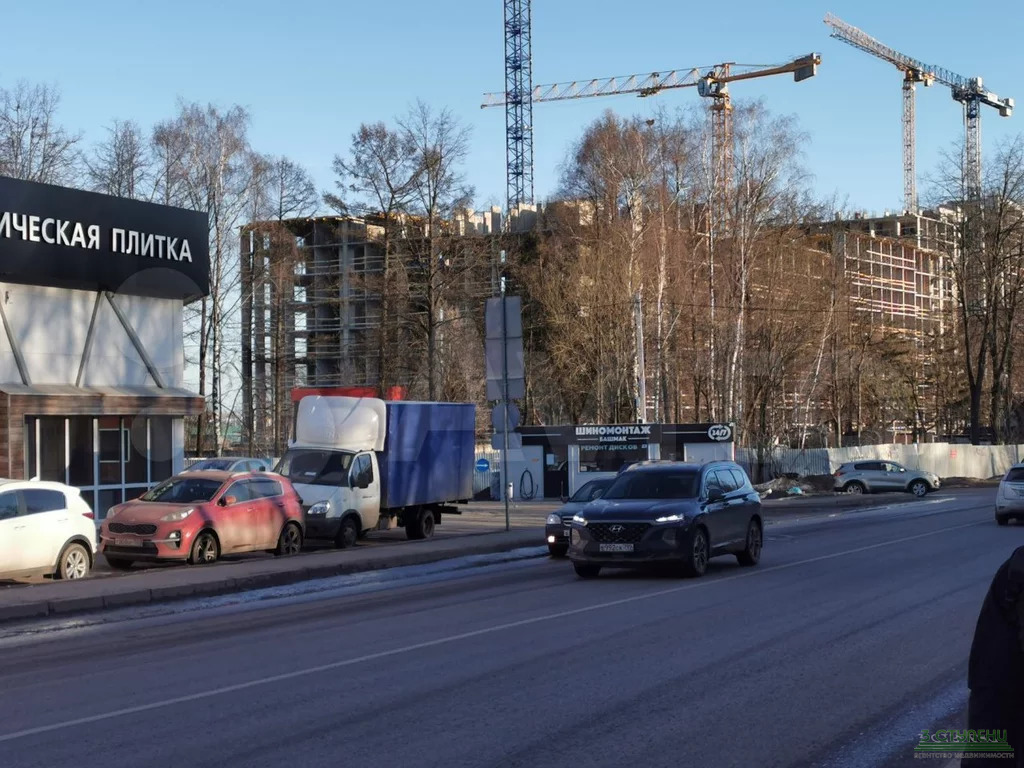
[563,527,572,538]
[599,543,634,553]
[115,537,142,547]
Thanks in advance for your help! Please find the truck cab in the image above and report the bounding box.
[276,447,381,547]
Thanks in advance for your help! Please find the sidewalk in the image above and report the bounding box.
[0,528,542,622]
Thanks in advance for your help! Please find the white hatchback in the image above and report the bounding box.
[0,480,97,580]
[995,464,1024,526]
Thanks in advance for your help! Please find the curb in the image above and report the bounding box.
[0,532,543,623]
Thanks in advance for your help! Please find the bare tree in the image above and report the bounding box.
[0,80,80,184]
[929,136,1024,443]
[326,121,420,393]
[399,102,475,400]
[86,119,150,199]
[158,101,255,453]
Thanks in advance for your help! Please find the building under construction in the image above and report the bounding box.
[239,212,499,453]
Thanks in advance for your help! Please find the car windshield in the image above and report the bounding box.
[1006,468,1024,483]
[189,458,235,471]
[276,449,354,485]
[602,471,699,500]
[141,477,224,503]
[570,479,613,503]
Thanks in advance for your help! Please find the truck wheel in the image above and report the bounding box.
[405,509,435,540]
[336,517,359,549]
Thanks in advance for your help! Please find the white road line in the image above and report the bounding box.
[0,518,984,744]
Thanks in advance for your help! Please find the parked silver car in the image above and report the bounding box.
[995,464,1024,525]
[833,460,940,497]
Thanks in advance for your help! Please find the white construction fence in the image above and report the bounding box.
[734,442,1024,481]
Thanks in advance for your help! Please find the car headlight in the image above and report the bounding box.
[655,513,685,523]
[572,514,587,525]
[546,513,562,525]
[161,507,195,522]
[309,501,331,516]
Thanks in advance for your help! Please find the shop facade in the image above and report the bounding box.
[0,176,209,517]
[501,422,736,499]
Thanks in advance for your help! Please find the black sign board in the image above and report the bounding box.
[519,423,734,446]
[0,176,209,300]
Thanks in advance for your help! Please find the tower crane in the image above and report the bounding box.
[824,13,1013,209]
[482,53,820,234]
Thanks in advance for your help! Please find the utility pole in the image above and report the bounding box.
[501,250,511,531]
[634,291,647,424]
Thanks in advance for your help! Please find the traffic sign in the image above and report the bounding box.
[475,458,491,473]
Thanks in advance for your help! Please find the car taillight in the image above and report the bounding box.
[82,511,95,520]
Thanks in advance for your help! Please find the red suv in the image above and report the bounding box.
[99,470,304,569]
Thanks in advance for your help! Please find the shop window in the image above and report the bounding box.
[97,488,123,520]
[125,417,148,485]
[98,417,123,485]
[39,418,66,483]
[26,419,36,479]
[150,417,174,482]
[68,417,95,486]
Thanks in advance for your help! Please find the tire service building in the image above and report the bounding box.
[0,176,209,518]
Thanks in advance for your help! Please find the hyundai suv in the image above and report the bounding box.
[568,461,762,579]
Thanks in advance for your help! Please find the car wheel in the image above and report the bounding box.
[275,523,303,557]
[736,519,763,567]
[104,556,133,571]
[548,543,569,558]
[573,562,601,579]
[189,531,220,565]
[336,516,359,549]
[844,481,866,495]
[681,526,710,578]
[57,543,91,580]
[996,512,1011,526]
[909,480,929,498]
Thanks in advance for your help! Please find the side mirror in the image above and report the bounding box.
[707,489,725,504]
[560,495,568,503]
[221,495,237,506]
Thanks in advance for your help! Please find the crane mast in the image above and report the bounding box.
[503,0,534,216]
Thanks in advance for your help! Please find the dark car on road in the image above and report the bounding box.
[568,461,762,579]
[545,477,615,557]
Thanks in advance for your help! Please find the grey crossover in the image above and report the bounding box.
[832,461,940,497]
[567,461,762,579]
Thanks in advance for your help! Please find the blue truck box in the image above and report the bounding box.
[378,402,476,510]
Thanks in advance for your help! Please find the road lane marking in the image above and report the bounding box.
[0,518,985,744]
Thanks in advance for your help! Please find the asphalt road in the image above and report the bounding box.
[0,488,1015,768]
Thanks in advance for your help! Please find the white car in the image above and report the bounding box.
[0,479,97,580]
[996,464,1024,526]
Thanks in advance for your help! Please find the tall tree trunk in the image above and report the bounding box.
[196,296,208,455]
[240,234,253,454]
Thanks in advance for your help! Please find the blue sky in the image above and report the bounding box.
[3,0,1022,216]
